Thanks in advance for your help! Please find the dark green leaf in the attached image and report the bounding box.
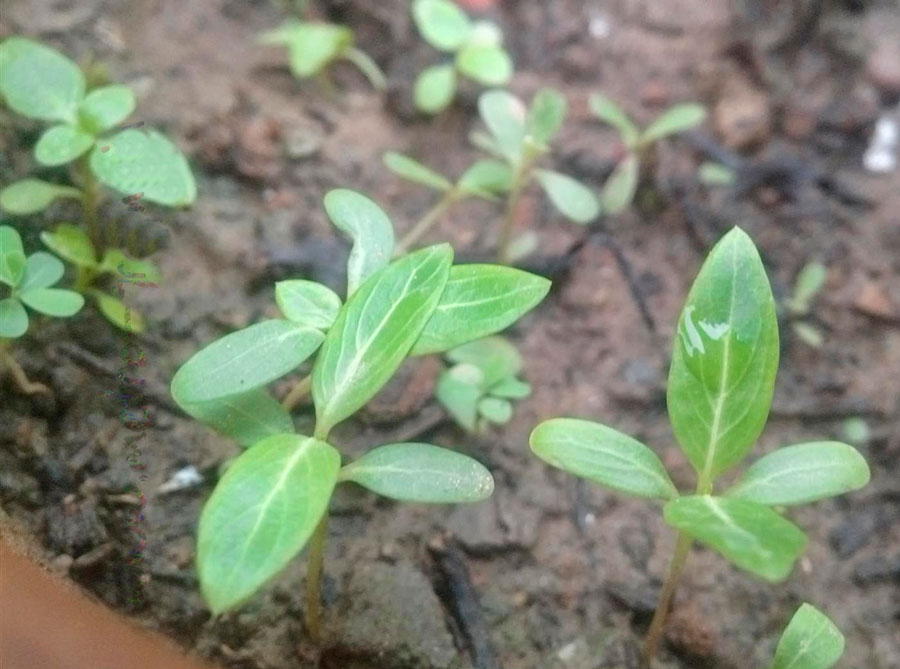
[771,603,845,669]
[180,390,295,447]
[642,103,706,144]
[456,44,513,85]
[78,85,136,133]
[34,124,95,166]
[275,280,342,330]
[19,287,84,317]
[414,64,457,114]
[0,298,28,338]
[0,37,85,123]
[412,0,472,51]
[383,152,453,192]
[0,179,82,215]
[589,94,639,147]
[40,223,98,268]
[535,169,600,223]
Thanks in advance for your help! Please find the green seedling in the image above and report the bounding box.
[258,19,386,90]
[0,224,83,394]
[697,161,736,187]
[590,95,706,214]
[170,189,550,640]
[784,261,827,348]
[436,336,531,433]
[412,0,513,113]
[771,603,845,669]
[473,88,601,263]
[529,227,870,662]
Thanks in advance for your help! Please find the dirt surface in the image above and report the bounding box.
[2,1,900,668]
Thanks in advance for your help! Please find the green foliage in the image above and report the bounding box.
[771,603,845,669]
[785,261,827,348]
[0,180,82,216]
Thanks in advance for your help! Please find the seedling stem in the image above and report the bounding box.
[281,373,313,410]
[305,514,329,643]
[497,145,538,264]
[340,47,387,91]
[394,191,457,255]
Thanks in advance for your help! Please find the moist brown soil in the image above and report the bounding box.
[2,1,899,668]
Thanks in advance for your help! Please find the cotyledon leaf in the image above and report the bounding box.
[19,252,65,292]
[0,37,85,123]
[34,124,95,166]
[771,603,845,669]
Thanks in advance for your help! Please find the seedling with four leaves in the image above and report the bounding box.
[529,227,870,662]
[170,189,550,639]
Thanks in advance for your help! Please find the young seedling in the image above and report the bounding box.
[473,88,601,263]
[170,189,550,641]
[771,603,845,669]
[589,95,706,214]
[412,0,513,114]
[529,227,870,662]
[784,261,827,348]
[258,18,386,91]
[382,150,511,253]
[436,336,532,433]
[0,224,84,394]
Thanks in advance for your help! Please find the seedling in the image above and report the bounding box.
[436,336,532,433]
[170,190,550,640]
[771,603,845,669]
[784,261,827,348]
[473,89,601,263]
[589,95,706,214]
[0,224,84,394]
[258,19,386,91]
[412,0,513,113]
[529,227,870,662]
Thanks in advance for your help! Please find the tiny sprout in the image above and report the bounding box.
[412,0,513,114]
[258,19,386,91]
[785,261,827,348]
[529,227,870,662]
[170,189,550,641]
[697,161,736,187]
[771,603,845,669]
[590,94,706,214]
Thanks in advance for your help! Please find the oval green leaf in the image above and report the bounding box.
[275,280,342,330]
[414,64,457,114]
[0,179,82,215]
[589,94,639,147]
[457,159,512,198]
[180,389,295,447]
[436,364,484,431]
[41,223,98,268]
[78,85,136,133]
[383,152,453,192]
[20,288,84,317]
[772,603,845,669]
[527,88,567,147]
[34,124,95,166]
[1,225,26,287]
[642,103,706,144]
[0,37,85,123]
[535,169,601,224]
[412,0,473,51]
[478,89,526,163]
[20,252,64,292]
[0,298,28,338]
[478,396,512,424]
[490,376,530,399]
[446,335,520,387]
[286,23,353,77]
[601,154,639,215]
[456,44,513,85]
[91,290,145,333]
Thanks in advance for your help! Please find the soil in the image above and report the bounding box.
[2,1,899,668]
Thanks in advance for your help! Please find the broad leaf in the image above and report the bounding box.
[726,442,870,506]
[478,396,512,424]
[527,88,567,147]
[197,434,340,613]
[0,226,26,287]
[78,85,136,133]
[312,244,452,436]
[478,90,526,164]
[531,418,678,499]
[642,103,706,144]
[275,280,342,330]
[601,154,639,215]
[436,364,484,431]
[667,227,779,482]
[490,376,530,399]
[34,124,95,166]
[411,264,550,355]
[664,495,806,582]
[589,94,639,147]
[323,189,395,296]
[41,223,98,268]
[338,442,493,503]
[0,298,28,338]
[456,44,513,85]
[20,287,84,317]
[414,64,457,114]
[90,129,196,206]
[20,252,64,292]
[91,290,145,333]
[446,336,520,387]
[383,152,453,192]
[771,603,845,669]
[180,389,295,447]
[0,179,82,215]
[457,159,512,198]
[98,248,161,282]
[171,320,325,405]
[412,0,472,51]
[0,37,85,123]
[535,169,600,223]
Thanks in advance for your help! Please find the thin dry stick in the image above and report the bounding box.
[394,192,457,256]
[0,347,51,396]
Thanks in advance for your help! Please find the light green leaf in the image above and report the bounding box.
[436,363,484,431]
[456,44,513,85]
[20,252,64,292]
[171,320,325,405]
[412,0,473,51]
[642,103,706,144]
[698,161,736,187]
[275,280,342,330]
[197,434,340,614]
[490,376,530,399]
[339,443,493,503]
[383,152,453,192]
[411,264,550,355]
[90,129,196,207]
[323,189,395,297]
[589,94,639,147]
[0,298,28,338]
[40,223,98,268]
[414,64,457,114]
[667,227,779,481]
[527,88,567,147]
[531,418,678,500]
[787,262,826,315]
[312,244,453,436]
[446,336,521,387]
[726,442,870,506]
[34,124,95,166]
[601,154,639,215]
[91,290,145,333]
[180,390,295,448]
[664,495,806,582]
[0,179,82,215]
[259,21,352,77]
[505,231,539,263]
[78,85,136,133]
[772,603,845,669]
[457,159,512,198]
[792,322,823,348]
[478,396,512,424]
[0,37,85,123]
[535,169,600,224]
[20,287,84,317]
[478,89,526,163]
[1,225,26,287]
[98,248,161,282]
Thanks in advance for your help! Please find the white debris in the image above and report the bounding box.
[158,465,203,494]
[589,12,611,39]
[863,112,899,173]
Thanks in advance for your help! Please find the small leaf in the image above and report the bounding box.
[771,603,845,669]
[312,245,452,436]
[527,88,567,147]
[411,264,550,355]
[478,396,512,423]
[90,129,196,207]
[726,442,870,506]
[531,418,678,500]
[456,44,513,85]
[20,252,64,291]
[601,154,639,215]
[383,152,453,192]
[98,248,161,282]
[275,280,342,330]
[457,159,512,197]
[792,321,824,348]
[642,103,706,144]
[20,288,84,317]
[260,21,353,77]
[338,443,494,503]
[412,0,473,51]
[0,179,82,215]
[323,189,395,296]
[0,298,28,338]
[34,124,95,166]
[78,85,136,133]
[535,169,600,224]
[414,64,457,114]
[92,290,146,333]
[180,390,295,447]
[436,364,484,431]
[197,434,340,613]
[490,377,530,399]
[505,231,539,263]
[478,90,526,163]
[589,94,639,147]
[40,223,98,268]
[446,336,521,387]
[788,262,826,315]
[0,225,26,287]
[171,320,325,405]
[698,161,736,187]
[0,37,85,123]
[664,495,806,582]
